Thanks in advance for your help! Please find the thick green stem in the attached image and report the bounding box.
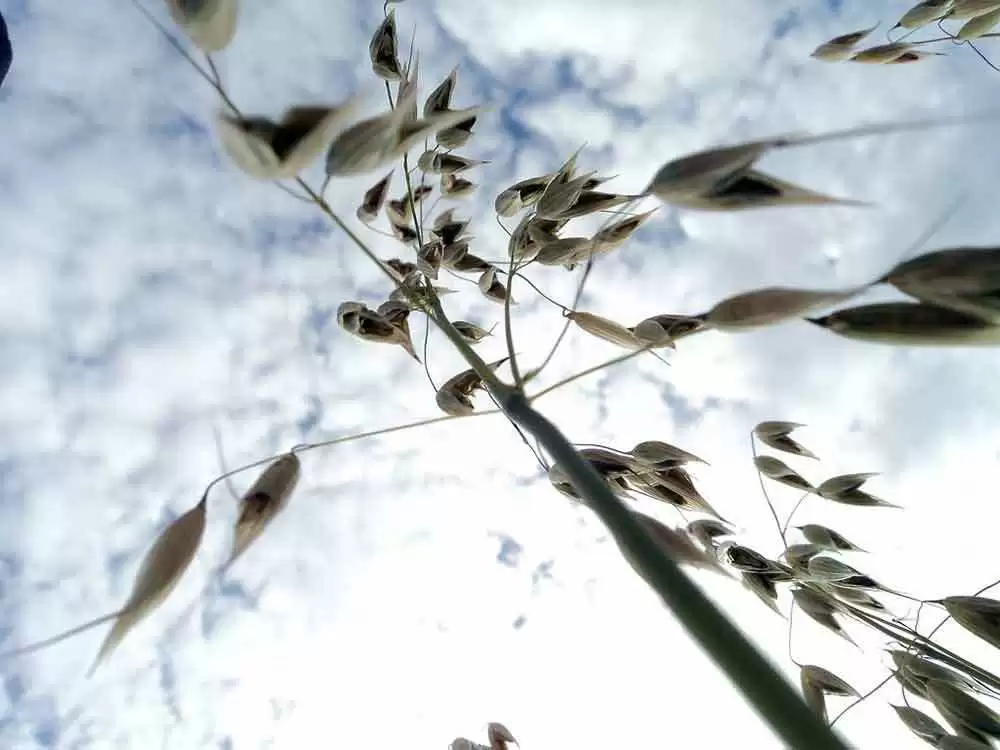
[499,390,851,750]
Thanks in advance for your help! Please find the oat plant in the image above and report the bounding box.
[10,2,1000,748]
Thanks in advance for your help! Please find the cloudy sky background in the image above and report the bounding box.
[3,0,1000,747]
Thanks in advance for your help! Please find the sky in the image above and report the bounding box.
[3,0,1000,748]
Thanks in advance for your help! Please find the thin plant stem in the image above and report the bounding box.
[501,391,851,750]
[750,432,788,551]
[529,345,652,402]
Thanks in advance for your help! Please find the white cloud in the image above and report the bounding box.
[4,0,1000,748]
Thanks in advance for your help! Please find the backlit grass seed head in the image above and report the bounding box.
[947,0,1000,21]
[623,512,729,578]
[88,495,207,675]
[851,43,915,64]
[357,170,394,224]
[892,705,949,745]
[632,313,707,342]
[797,523,865,552]
[478,267,512,304]
[225,454,301,572]
[939,596,1000,652]
[792,586,856,644]
[437,117,477,149]
[883,246,1000,301]
[216,100,361,180]
[705,286,861,331]
[896,0,954,29]
[442,173,476,198]
[369,8,403,81]
[452,320,494,344]
[435,357,509,416]
[742,571,784,616]
[937,736,996,749]
[424,65,458,117]
[417,238,443,279]
[325,91,483,177]
[682,169,869,211]
[754,455,814,492]
[486,722,518,750]
[418,151,487,175]
[926,679,1000,739]
[754,420,817,459]
[686,518,735,550]
[567,310,646,350]
[630,440,707,469]
[810,24,879,61]
[336,301,420,360]
[166,0,239,53]
[807,301,1000,346]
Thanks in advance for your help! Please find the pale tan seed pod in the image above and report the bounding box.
[419,152,488,175]
[718,543,792,578]
[629,466,727,520]
[533,237,594,266]
[632,313,707,342]
[782,543,824,575]
[891,704,949,746]
[555,191,636,220]
[486,722,518,750]
[816,472,899,508]
[450,739,489,750]
[88,496,207,675]
[742,571,784,617]
[566,310,645,349]
[851,43,915,64]
[686,518,734,550]
[810,24,879,61]
[800,665,858,722]
[830,586,886,611]
[807,555,862,582]
[808,301,1000,346]
[442,173,476,198]
[216,99,362,180]
[325,92,484,177]
[478,267,512,304]
[589,209,658,255]
[889,650,983,696]
[450,252,492,274]
[705,286,862,331]
[357,170,394,224]
[622,512,730,579]
[948,0,1000,21]
[369,8,403,81]
[536,171,598,219]
[436,117,476,149]
[797,523,865,552]
[424,65,459,116]
[895,0,954,29]
[417,239,443,279]
[753,455,814,491]
[792,586,856,645]
[337,301,420,360]
[494,189,523,217]
[630,318,678,349]
[224,454,300,572]
[630,440,707,469]
[936,735,995,749]
[166,0,239,53]
[939,596,1000,651]
[679,169,868,211]
[452,320,494,344]
[435,357,509,416]
[926,679,1000,739]
[753,421,817,460]
[882,246,1000,302]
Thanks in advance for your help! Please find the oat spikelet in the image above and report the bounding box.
[166,0,239,53]
[89,496,207,675]
[224,454,301,572]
